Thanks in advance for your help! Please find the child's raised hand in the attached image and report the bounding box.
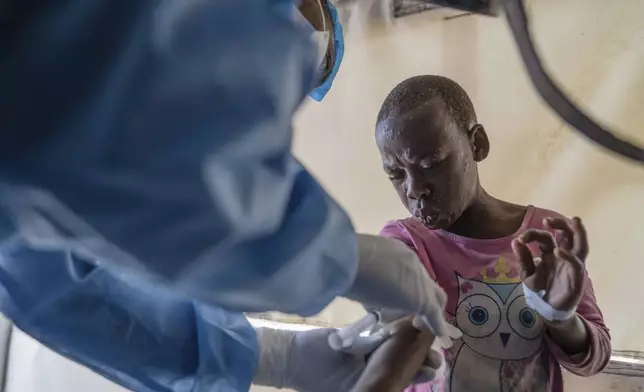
[511,217,588,318]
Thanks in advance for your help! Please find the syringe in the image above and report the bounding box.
[327,312,380,351]
[329,312,462,354]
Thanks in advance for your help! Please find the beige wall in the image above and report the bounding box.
[291,0,644,352]
[6,1,644,392]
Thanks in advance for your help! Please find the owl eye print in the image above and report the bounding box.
[507,295,542,340]
[456,293,501,339]
[455,274,544,361]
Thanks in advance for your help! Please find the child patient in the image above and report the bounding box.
[375,75,611,391]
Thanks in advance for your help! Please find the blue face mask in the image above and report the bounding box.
[308,2,344,102]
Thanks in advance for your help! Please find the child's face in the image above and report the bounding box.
[376,101,485,229]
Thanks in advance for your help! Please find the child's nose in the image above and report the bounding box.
[406,176,431,200]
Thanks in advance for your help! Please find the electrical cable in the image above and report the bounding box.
[503,0,644,163]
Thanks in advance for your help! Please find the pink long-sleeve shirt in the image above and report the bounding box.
[380,206,611,392]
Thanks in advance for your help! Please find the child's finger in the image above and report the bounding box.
[519,230,556,254]
[543,218,574,251]
[572,217,589,261]
[512,238,535,277]
[555,248,584,274]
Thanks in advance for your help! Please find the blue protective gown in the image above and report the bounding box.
[0,1,357,391]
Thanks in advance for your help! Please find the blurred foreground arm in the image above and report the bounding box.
[347,235,452,337]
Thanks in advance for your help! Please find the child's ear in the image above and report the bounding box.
[469,124,490,162]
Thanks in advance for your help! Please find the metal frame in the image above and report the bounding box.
[0,314,12,391]
[392,0,499,18]
[392,0,440,18]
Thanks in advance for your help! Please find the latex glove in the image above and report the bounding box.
[253,327,382,392]
[344,234,452,337]
[253,324,443,392]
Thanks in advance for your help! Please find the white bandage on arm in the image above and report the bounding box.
[522,283,576,322]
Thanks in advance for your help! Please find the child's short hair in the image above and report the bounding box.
[377,75,477,132]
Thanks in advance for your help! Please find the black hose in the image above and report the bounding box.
[503,0,644,163]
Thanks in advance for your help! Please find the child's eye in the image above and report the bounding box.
[386,169,404,181]
[421,158,447,170]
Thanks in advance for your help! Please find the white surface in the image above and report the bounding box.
[7,1,644,391]
[6,328,129,392]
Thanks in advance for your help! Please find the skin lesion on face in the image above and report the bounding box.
[377,78,530,238]
[376,102,489,230]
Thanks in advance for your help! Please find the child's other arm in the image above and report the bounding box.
[515,216,611,377]
[544,274,611,376]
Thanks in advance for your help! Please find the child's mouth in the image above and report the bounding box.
[417,211,442,228]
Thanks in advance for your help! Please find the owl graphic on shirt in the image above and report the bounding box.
[440,257,550,392]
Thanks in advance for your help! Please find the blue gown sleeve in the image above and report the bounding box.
[0,0,358,316]
[0,236,258,392]
[0,1,358,391]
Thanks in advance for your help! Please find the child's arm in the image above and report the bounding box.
[351,318,437,392]
[544,273,612,376]
[515,216,612,377]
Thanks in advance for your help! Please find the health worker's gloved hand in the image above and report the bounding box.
[343,234,453,337]
[253,327,383,392]
[335,317,446,385]
[253,324,443,392]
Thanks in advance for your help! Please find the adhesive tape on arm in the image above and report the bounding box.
[522,283,575,322]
